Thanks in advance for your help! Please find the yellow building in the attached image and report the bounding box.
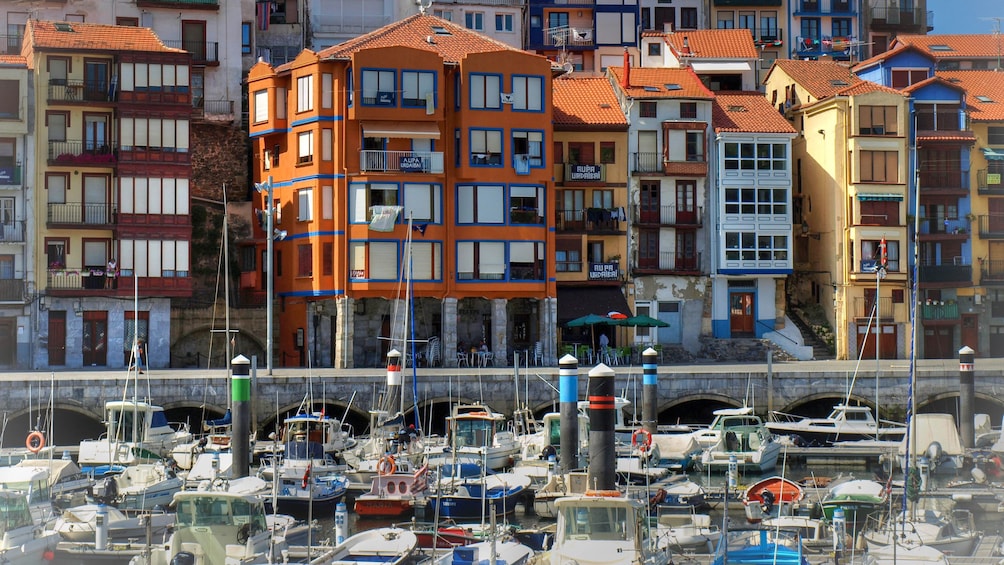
[0,54,29,368]
[764,59,911,360]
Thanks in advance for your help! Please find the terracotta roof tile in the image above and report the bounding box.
[26,20,181,53]
[851,43,927,72]
[937,70,1004,122]
[553,76,627,129]
[894,34,1004,60]
[0,55,26,67]
[318,13,531,63]
[662,29,759,60]
[835,81,903,97]
[607,66,713,99]
[769,59,857,99]
[916,132,976,142]
[712,91,796,134]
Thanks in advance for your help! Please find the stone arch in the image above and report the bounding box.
[257,401,370,439]
[772,392,875,416]
[659,392,742,414]
[170,323,266,369]
[1,401,106,450]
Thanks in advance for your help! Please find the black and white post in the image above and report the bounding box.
[231,354,251,478]
[642,347,658,434]
[959,345,975,448]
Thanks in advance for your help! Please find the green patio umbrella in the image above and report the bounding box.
[615,314,669,328]
[565,313,614,357]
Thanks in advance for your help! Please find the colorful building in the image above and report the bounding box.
[788,0,862,62]
[526,0,639,73]
[708,0,788,73]
[247,13,556,369]
[24,21,194,368]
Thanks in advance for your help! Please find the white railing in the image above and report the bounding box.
[360,150,444,173]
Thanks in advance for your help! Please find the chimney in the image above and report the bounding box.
[681,36,691,56]
[621,48,631,89]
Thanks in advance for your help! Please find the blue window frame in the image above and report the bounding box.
[347,66,353,107]
[512,130,544,168]
[470,128,503,166]
[511,75,544,112]
[509,185,544,225]
[495,13,513,32]
[401,70,436,108]
[361,68,396,106]
[470,73,502,110]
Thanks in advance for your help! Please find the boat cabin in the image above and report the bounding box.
[0,467,51,522]
[552,495,665,565]
[447,406,505,449]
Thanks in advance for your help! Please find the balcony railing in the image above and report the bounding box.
[635,252,701,274]
[919,170,969,190]
[543,25,594,48]
[0,279,25,302]
[919,262,971,284]
[137,0,219,8]
[47,80,114,103]
[360,150,444,173]
[740,27,784,45]
[978,169,1004,194]
[921,301,959,320]
[981,259,1004,284]
[564,163,606,182]
[632,204,703,227]
[256,45,302,67]
[632,152,661,174]
[978,215,1004,238]
[870,4,924,27]
[918,216,969,236]
[0,34,22,56]
[854,296,893,319]
[202,99,234,116]
[48,141,117,165]
[796,0,853,14]
[0,166,20,186]
[555,208,622,232]
[162,40,219,64]
[795,36,854,56]
[48,203,115,226]
[0,221,26,243]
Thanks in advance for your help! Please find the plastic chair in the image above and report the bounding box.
[456,350,470,368]
[532,341,543,366]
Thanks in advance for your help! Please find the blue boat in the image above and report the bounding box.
[431,472,531,520]
[711,528,810,565]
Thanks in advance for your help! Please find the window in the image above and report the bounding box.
[859,106,898,135]
[757,143,786,170]
[350,182,398,223]
[510,185,543,224]
[465,12,484,31]
[717,11,734,28]
[915,103,961,131]
[404,183,439,222]
[832,18,851,37]
[117,17,139,26]
[457,241,504,280]
[756,234,788,261]
[738,11,755,30]
[725,232,756,260]
[253,90,268,123]
[410,241,442,280]
[890,69,927,89]
[680,7,697,29]
[510,241,545,280]
[513,131,543,167]
[760,12,778,40]
[512,76,543,111]
[685,131,704,161]
[860,200,900,224]
[556,241,582,272]
[297,130,313,164]
[800,18,820,40]
[680,102,697,119]
[46,173,68,205]
[640,101,657,118]
[297,243,313,277]
[724,142,786,171]
[989,127,1004,145]
[495,13,513,32]
[349,241,398,280]
[402,70,435,108]
[470,74,501,109]
[241,22,252,54]
[470,129,502,166]
[860,150,899,183]
[362,69,395,105]
[46,112,67,142]
[600,142,615,164]
[322,242,333,276]
[297,188,313,221]
[648,42,661,56]
[756,188,788,215]
[433,9,452,21]
[119,177,190,216]
[47,239,67,270]
[296,74,313,112]
[862,239,899,271]
[458,185,504,224]
[725,188,756,215]
[568,142,593,164]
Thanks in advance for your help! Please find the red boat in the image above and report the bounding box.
[741,475,804,523]
[353,461,428,517]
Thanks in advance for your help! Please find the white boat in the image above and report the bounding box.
[862,507,979,556]
[532,472,588,519]
[766,404,906,445]
[90,461,183,511]
[897,414,967,475]
[341,410,426,488]
[52,503,174,543]
[0,466,56,523]
[13,458,92,510]
[515,410,588,467]
[0,491,59,564]
[698,410,782,473]
[432,538,535,565]
[654,508,721,555]
[426,404,519,471]
[327,527,418,565]
[864,544,950,565]
[78,400,193,468]
[761,516,834,554]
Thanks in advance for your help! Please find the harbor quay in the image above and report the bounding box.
[1,357,1003,444]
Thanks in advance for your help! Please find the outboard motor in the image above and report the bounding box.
[927,441,943,463]
[90,476,119,505]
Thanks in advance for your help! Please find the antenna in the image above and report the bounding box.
[417,0,433,15]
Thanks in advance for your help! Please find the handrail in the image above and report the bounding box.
[755,319,800,347]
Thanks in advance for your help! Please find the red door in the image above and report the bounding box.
[676,231,696,270]
[676,181,696,224]
[730,292,755,336]
[923,326,954,359]
[640,182,660,223]
[82,311,108,366]
[858,324,898,359]
[639,230,659,269]
[961,314,978,355]
[48,311,66,366]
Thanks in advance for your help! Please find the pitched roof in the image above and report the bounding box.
[662,29,759,59]
[894,33,1004,60]
[769,59,857,99]
[937,70,1004,121]
[900,75,965,95]
[26,20,182,53]
[712,91,796,134]
[0,55,26,67]
[851,43,930,72]
[607,66,714,99]
[553,77,627,129]
[835,80,903,97]
[318,13,531,63]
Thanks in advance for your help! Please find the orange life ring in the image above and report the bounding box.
[632,428,652,452]
[377,455,396,476]
[26,431,45,454]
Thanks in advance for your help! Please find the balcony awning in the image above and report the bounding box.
[982,147,1004,161]
[856,193,904,201]
[362,121,440,139]
[557,287,632,325]
[689,61,752,72]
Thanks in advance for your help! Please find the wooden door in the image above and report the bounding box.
[923,326,954,359]
[676,230,696,270]
[82,311,108,366]
[730,292,755,336]
[638,230,659,269]
[990,198,1004,232]
[676,181,696,224]
[48,311,66,366]
[961,314,978,355]
[640,181,660,223]
[0,318,13,367]
[858,323,897,359]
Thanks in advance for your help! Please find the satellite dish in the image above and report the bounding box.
[561,61,574,74]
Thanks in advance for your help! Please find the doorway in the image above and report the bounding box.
[0,318,14,367]
[729,292,755,337]
[48,311,66,366]
[82,310,108,366]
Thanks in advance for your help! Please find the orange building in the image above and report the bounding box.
[247,14,557,369]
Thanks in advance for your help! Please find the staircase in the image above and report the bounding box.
[788,308,834,360]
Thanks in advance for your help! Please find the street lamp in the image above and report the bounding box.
[254,175,285,375]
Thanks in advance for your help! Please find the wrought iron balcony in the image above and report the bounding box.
[632,204,703,227]
[162,40,219,64]
[634,252,701,275]
[360,150,444,173]
[981,259,1004,284]
[919,262,971,284]
[632,152,661,174]
[918,170,969,190]
[977,215,1004,238]
[48,141,117,166]
[917,216,969,236]
[47,80,114,103]
[555,208,622,232]
[0,279,25,302]
[543,25,594,48]
[978,169,1004,195]
[47,203,116,227]
[136,0,218,8]
[0,34,22,56]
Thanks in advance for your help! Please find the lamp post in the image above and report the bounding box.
[255,176,275,376]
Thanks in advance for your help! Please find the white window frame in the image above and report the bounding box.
[297,74,314,112]
[297,187,313,221]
